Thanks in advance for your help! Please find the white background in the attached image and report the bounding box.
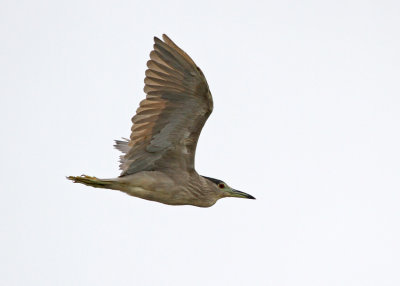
[1,0,399,285]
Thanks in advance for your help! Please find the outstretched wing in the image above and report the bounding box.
[115,34,213,177]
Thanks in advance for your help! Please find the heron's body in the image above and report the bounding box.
[74,171,222,207]
[68,35,255,207]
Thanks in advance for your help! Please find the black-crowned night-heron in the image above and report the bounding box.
[67,34,255,207]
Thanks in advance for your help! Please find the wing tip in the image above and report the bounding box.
[154,34,174,48]
[162,34,171,42]
[114,138,130,153]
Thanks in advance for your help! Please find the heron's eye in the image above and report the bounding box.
[218,183,225,189]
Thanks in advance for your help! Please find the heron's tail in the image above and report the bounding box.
[67,175,117,189]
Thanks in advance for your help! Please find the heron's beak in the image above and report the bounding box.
[229,189,256,199]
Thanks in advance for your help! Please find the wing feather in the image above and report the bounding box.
[115,35,213,176]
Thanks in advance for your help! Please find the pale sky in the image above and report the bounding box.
[1,0,399,285]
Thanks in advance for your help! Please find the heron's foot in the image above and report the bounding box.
[67,174,96,182]
[66,174,115,189]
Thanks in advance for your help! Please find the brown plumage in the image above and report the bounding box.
[67,35,255,207]
[116,35,213,176]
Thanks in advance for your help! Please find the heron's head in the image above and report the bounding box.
[202,176,255,200]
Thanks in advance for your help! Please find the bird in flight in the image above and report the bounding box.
[67,34,255,207]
